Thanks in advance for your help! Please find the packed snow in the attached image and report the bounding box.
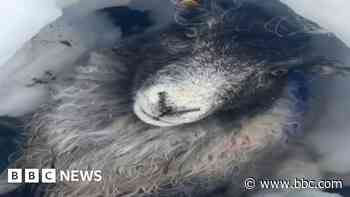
[0,0,174,116]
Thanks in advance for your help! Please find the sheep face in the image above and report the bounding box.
[133,48,278,127]
[133,0,300,127]
[132,0,349,127]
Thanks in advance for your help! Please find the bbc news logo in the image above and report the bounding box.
[8,169,102,183]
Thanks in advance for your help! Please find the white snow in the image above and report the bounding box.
[0,0,134,116]
[281,0,350,46]
[306,76,350,175]
[0,0,61,67]
[0,11,122,116]
[0,0,175,116]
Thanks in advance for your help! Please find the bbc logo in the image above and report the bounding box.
[8,169,57,183]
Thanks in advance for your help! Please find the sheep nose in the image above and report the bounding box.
[133,88,204,127]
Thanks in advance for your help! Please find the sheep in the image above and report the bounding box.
[3,0,350,196]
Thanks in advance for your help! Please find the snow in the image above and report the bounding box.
[0,0,175,116]
[0,0,61,67]
[0,0,132,116]
[281,0,350,46]
[306,76,350,174]
[0,11,122,116]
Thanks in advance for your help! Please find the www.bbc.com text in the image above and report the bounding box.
[244,177,343,190]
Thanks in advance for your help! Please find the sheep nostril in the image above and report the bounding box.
[158,91,169,104]
[157,91,173,117]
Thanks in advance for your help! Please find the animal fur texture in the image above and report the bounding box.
[3,0,350,197]
[15,50,312,197]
